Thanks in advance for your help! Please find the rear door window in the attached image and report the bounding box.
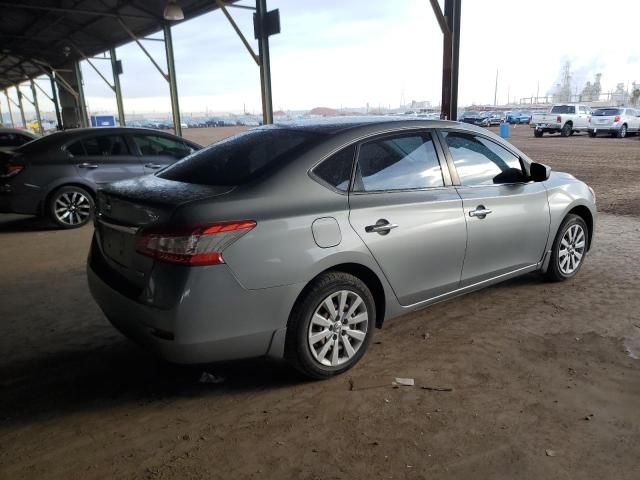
[353,133,444,192]
[159,128,323,186]
[82,135,131,156]
[133,135,193,159]
[551,105,576,114]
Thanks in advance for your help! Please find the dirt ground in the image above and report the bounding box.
[1,126,639,479]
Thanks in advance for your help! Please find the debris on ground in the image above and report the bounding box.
[198,372,225,384]
[545,449,557,457]
[422,333,431,340]
[393,377,415,386]
[420,386,453,392]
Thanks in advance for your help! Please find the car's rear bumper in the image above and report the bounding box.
[588,125,621,134]
[87,235,301,364]
[531,123,561,131]
[0,188,41,215]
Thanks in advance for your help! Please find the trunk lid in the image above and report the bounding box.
[94,175,235,288]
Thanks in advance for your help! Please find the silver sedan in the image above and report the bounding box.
[87,118,596,379]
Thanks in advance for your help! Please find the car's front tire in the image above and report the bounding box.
[545,214,589,282]
[48,185,94,229]
[534,129,543,138]
[285,271,376,379]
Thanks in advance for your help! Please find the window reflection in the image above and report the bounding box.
[356,134,444,191]
[443,132,524,185]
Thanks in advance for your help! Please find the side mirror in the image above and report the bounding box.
[530,162,551,182]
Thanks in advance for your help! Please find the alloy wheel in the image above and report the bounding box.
[558,224,586,275]
[54,191,92,226]
[308,290,369,367]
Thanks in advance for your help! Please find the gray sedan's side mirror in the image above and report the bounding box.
[530,162,551,182]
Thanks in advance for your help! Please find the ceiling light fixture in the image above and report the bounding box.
[163,0,184,21]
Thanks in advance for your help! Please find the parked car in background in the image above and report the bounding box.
[459,111,485,126]
[87,117,596,379]
[506,111,532,124]
[0,128,201,228]
[0,128,39,151]
[530,104,592,137]
[484,112,504,126]
[588,107,640,138]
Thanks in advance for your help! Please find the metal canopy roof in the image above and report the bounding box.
[0,0,237,90]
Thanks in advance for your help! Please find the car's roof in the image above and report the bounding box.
[269,116,470,134]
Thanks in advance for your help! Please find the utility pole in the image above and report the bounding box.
[494,69,498,106]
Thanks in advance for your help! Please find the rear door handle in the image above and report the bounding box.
[144,163,163,169]
[78,162,98,169]
[469,206,492,218]
[365,219,398,235]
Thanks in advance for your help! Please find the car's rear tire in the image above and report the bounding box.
[534,129,543,138]
[48,185,94,229]
[545,214,588,282]
[616,124,627,138]
[560,123,572,137]
[588,131,597,138]
[285,271,376,379]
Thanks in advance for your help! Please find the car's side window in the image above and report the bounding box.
[82,135,131,156]
[133,135,191,158]
[442,131,526,185]
[66,140,85,156]
[312,145,355,192]
[353,133,444,192]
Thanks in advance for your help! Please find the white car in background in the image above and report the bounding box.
[588,107,640,138]
[530,104,592,137]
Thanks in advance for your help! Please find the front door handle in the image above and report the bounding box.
[144,163,163,169]
[365,219,398,235]
[78,162,98,169]
[469,205,492,219]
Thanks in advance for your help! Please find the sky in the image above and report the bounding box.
[2,0,640,119]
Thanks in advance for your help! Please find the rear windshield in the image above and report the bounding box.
[550,105,576,114]
[158,128,323,186]
[593,108,622,116]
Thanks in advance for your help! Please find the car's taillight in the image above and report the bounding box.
[614,115,621,122]
[556,115,562,123]
[0,162,24,178]
[136,220,256,266]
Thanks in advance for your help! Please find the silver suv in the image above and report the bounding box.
[588,107,640,138]
[88,118,596,379]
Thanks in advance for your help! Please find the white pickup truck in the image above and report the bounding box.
[530,104,592,137]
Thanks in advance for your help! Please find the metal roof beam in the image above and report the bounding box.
[0,3,154,20]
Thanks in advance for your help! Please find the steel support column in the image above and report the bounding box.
[437,0,461,121]
[4,90,15,127]
[110,48,126,126]
[256,0,273,124]
[16,86,27,128]
[74,61,89,127]
[163,23,181,136]
[48,72,63,130]
[29,79,44,134]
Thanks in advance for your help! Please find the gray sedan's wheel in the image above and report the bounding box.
[286,271,375,379]
[545,214,588,282]
[48,186,94,229]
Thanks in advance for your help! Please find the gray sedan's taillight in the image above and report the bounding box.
[135,220,256,266]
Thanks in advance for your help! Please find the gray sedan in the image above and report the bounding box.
[0,128,201,228]
[87,118,596,379]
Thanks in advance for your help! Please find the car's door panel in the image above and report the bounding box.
[347,131,467,306]
[456,183,549,285]
[69,134,144,185]
[439,129,550,286]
